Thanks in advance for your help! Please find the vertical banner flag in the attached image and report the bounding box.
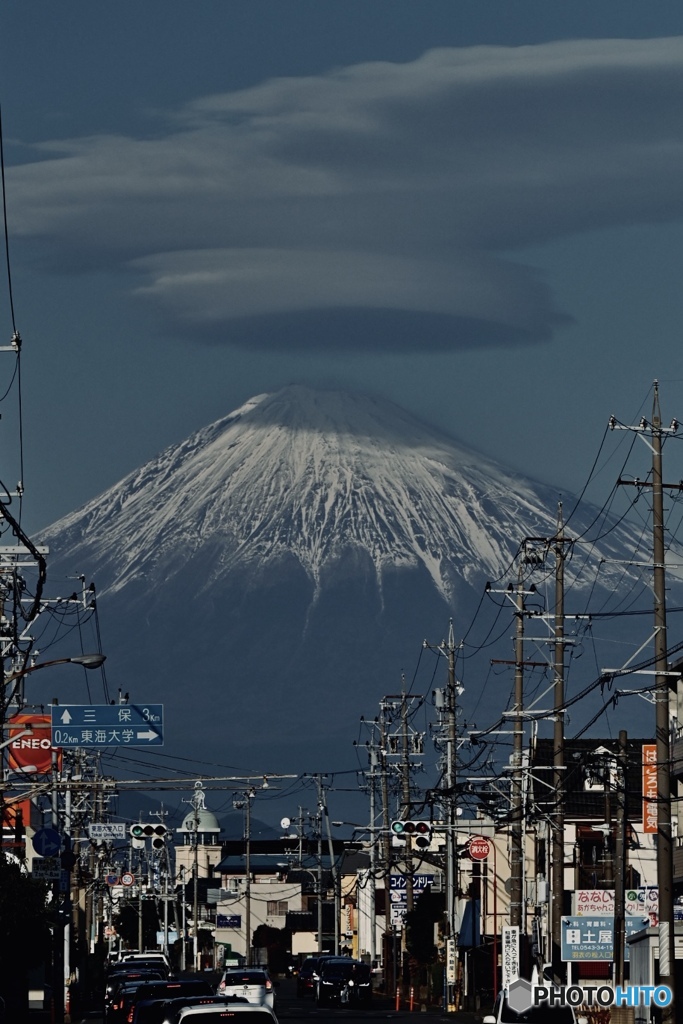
[642,743,657,834]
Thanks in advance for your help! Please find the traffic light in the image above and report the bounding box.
[149,825,168,849]
[129,823,168,848]
[390,820,432,849]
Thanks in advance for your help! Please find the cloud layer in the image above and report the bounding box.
[9,38,683,351]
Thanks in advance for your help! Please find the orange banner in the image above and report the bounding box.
[642,743,657,834]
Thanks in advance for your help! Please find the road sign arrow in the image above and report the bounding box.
[60,709,72,724]
[136,729,159,741]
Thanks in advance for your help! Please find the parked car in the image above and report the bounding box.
[216,970,275,1009]
[316,958,371,1007]
[173,1005,279,1024]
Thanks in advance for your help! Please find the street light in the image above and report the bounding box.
[2,653,106,695]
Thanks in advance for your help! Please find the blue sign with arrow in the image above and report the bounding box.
[50,704,163,747]
[32,826,61,858]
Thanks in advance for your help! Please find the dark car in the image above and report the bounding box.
[121,980,215,1023]
[316,958,371,1007]
[106,972,167,1020]
[133,995,250,1019]
[131,995,247,1024]
[296,955,336,997]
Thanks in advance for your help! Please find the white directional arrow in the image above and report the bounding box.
[60,709,72,724]
[136,729,158,741]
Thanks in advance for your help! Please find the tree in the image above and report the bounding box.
[114,898,160,951]
[252,924,291,973]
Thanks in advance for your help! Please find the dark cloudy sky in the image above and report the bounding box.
[2,1,683,534]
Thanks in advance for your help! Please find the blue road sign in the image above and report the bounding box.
[50,704,163,747]
[32,826,61,857]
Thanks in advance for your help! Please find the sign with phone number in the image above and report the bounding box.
[561,916,649,961]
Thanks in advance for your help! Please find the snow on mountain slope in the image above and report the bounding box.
[41,384,630,606]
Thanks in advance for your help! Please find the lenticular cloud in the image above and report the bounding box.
[9,38,683,350]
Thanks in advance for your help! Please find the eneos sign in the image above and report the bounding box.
[7,714,58,774]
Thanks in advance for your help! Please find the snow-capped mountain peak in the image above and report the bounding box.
[40,384,620,603]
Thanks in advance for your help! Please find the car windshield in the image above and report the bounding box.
[223,973,266,985]
[321,962,368,978]
[501,1001,575,1023]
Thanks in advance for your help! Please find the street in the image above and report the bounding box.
[52,976,482,1024]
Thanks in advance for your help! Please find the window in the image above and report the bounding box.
[267,900,288,916]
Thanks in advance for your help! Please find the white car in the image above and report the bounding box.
[175,1004,278,1024]
[216,970,275,1010]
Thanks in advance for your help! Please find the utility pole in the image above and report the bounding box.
[551,506,566,983]
[425,622,458,1012]
[614,730,628,989]
[610,382,679,1023]
[320,780,340,955]
[400,677,415,920]
[379,707,392,992]
[316,777,324,955]
[510,569,525,932]
[234,788,255,966]
[367,747,378,966]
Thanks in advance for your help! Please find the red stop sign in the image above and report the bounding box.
[468,835,491,861]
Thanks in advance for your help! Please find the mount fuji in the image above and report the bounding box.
[37,385,639,776]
